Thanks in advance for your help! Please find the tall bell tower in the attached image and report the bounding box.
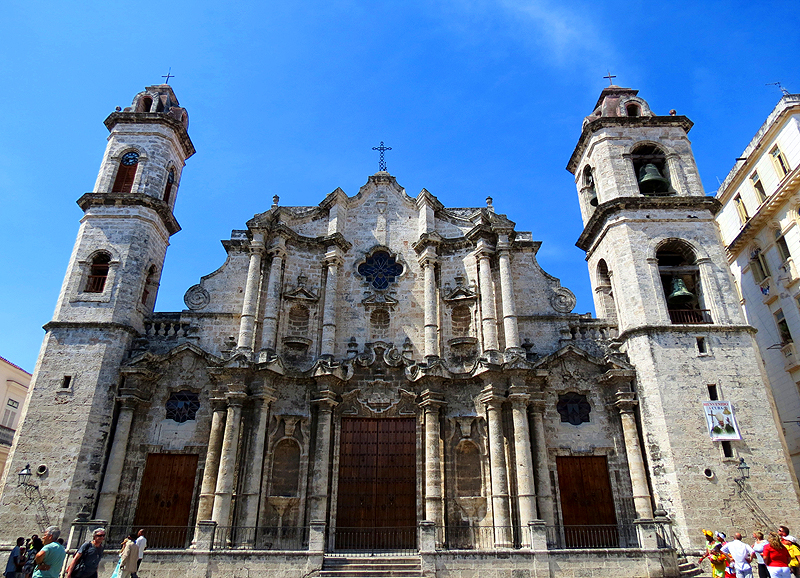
[568,85,800,548]
[0,85,194,536]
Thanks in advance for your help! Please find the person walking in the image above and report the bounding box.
[723,532,756,578]
[131,530,145,578]
[32,527,66,578]
[66,528,106,578]
[116,534,138,578]
[754,531,771,578]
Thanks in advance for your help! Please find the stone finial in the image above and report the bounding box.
[272,195,280,208]
[486,196,494,212]
[669,109,677,116]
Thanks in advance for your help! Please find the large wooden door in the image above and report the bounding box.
[336,418,416,550]
[133,453,198,548]
[556,456,618,548]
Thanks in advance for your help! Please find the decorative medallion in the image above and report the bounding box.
[550,287,577,313]
[184,284,210,310]
[556,392,591,426]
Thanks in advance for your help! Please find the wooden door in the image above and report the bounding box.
[556,456,618,548]
[133,453,199,548]
[336,418,416,550]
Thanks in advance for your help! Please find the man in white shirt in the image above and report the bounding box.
[132,529,147,578]
[723,533,756,578]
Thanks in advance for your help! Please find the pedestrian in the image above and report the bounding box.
[131,530,145,578]
[5,537,25,578]
[32,527,66,578]
[23,536,43,578]
[754,531,771,578]
[763,532,792,578]
[777,529,800,578]
[723,532,756,578]
[699,530,731,578]
[116,534,138,578]
[66,528,106,578]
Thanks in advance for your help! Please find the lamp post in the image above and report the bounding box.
[734,457,751,489]
[17,464,33,488]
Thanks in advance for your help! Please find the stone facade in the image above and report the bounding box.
[1,83,799,577]
[0,356,30,479]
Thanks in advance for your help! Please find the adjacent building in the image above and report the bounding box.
[715,93,800,475]
[0,357,30,480]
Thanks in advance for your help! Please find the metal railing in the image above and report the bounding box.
[546,524,640,549]
[103,526,193,550]
[332,527,417,555]
[0,425,15,447]
[439,525,518,550]
[214,526,308,550]
[668,309,713,324]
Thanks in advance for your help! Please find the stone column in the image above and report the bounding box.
[697,257,724,323]
[666,153,686,196]
[420,390,445,537]
[95,397,137,522]
[239,391,275,532]
[259,240,286,355]
[530,397,555,526]
[508,388,537,545]
[308,390,338,522]
[496,234,521,352]
[614,390,653,519]
[196,398,227,524]
[476,240,499,353]
[482,387,512,547]
[211,392,246,526]
[420,250,439,360]
[320,249,343,357]
[237,234,265,351]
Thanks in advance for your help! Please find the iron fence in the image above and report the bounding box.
[546,524,640,549]
[331,526,417,555]
[213,526,308,550]
[439,525,518,550]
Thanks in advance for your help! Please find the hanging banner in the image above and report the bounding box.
[702,401,742,441]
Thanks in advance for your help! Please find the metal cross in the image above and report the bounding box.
[603,71,616,86]
[372,141,392,172]
[162,68,174,84]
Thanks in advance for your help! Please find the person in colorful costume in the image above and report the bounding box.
[699,529,732,578]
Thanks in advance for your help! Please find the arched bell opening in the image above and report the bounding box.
[582,165,598,207]
[656,240,711,324]
[595,259,617,323]
[631,144,674,197]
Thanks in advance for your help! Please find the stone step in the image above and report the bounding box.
[321,555,423,577]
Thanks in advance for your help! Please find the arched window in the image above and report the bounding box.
[451,305,471,337]
[85,253,111,293]
[370,308,390,340]
[631,144,671,196]
[625,102,641,117]
[455,441,482,497]
[163,169,175,203]
[656,240,710,324]
[270,439,301,497]
[139,96,153,113]
[112,152,139,193]
[583,165,598,207]
[156,97,165,113]
[596,259,617,323]
[141,265,156,306]
[288,305,310,336]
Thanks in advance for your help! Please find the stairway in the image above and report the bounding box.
[320,556,423,577]
[678,557,708,577]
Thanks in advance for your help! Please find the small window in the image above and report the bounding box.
[721,441,734,458]
[625,102,640,117]
[733,195,749,225]
[776,230,791,263]
[358,251,403,290]
[61,376,72,389]
[707,384,718,400]
[556,392,591,425]
[165,390,200,423]
[775,309,793,344]
[750,248,771,283]
[1,409,16,428]
[771,146,790,179]
[6,399,19,409]
[141,265,156,306]
[112,152,139,193]
[85,253,111,293]
[696,337,707,354]
[163,169,175,204]
[751,171,766,204]
[139,96,153,113]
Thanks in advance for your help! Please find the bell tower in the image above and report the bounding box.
[568,85,800,548]
[0,84,194,536]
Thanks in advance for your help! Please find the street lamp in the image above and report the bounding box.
[18,464,33,488]
[734,457,751,487]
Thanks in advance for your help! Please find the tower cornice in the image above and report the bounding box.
[576,196,721,251]
[567,115,693,174]
[77,192,181,235]
[104,112,195,158]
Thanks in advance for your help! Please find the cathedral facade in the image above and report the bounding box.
[1,83,799,578]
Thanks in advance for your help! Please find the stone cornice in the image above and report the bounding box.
[77,193,181,236]
[616,323,757,342]
[576,196,721,251]
[567,115,693,174]
[104,111,195,158]
[43,320,139,335]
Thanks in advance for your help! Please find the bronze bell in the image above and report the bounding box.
[638,163,670,195]
[589,190,598,207]
[667,277,694,305]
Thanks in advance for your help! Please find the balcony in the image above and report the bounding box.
[780,258,800,288]
[668,309,713,324]
[0,425,15,447]
[782,343,800,372]
[761,277,778,305]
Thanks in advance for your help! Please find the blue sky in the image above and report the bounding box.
[1,1,798,373]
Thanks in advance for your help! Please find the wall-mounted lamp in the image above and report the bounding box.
[18,464,34,488]
[734,457,751,485]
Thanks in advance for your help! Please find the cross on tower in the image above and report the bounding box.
[372,141,392,172]
[603,71,616,86]
[162,68,174,84]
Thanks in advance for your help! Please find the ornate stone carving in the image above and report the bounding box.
[550,287,576,313]
[339,387,418,418]
[184,284,210,310]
